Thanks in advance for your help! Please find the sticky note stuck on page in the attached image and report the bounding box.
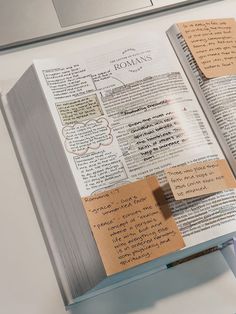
[165,160,236,200]
[82,176,185,275]
[178,18,236,78]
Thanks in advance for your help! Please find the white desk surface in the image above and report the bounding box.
[1,1,236,313]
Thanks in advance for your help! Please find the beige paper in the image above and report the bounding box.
[165,160,236,200]
[82,176,185,275]
[178,18,236,78]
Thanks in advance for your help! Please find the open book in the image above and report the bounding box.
[2,19,236,307]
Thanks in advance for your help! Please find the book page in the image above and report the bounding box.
[34,32,236,252]
[82,177,185,275]
[167,24,236,170]
[201,76,236,160]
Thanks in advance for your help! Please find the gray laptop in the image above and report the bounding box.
[0,0,204,50]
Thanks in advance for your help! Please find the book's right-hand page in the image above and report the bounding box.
[33,32,236,255]
[167,19,236,173]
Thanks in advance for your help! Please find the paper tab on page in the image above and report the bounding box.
[178,18,236,78]
[82,176,185,275]
[165,160,236,200]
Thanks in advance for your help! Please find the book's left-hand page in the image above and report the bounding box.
[34,33,185,199]
[34,31,236,262]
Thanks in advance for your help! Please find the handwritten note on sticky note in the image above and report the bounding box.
[82,176,185,275]
[165,160,236,200]
[178,18,236,78]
